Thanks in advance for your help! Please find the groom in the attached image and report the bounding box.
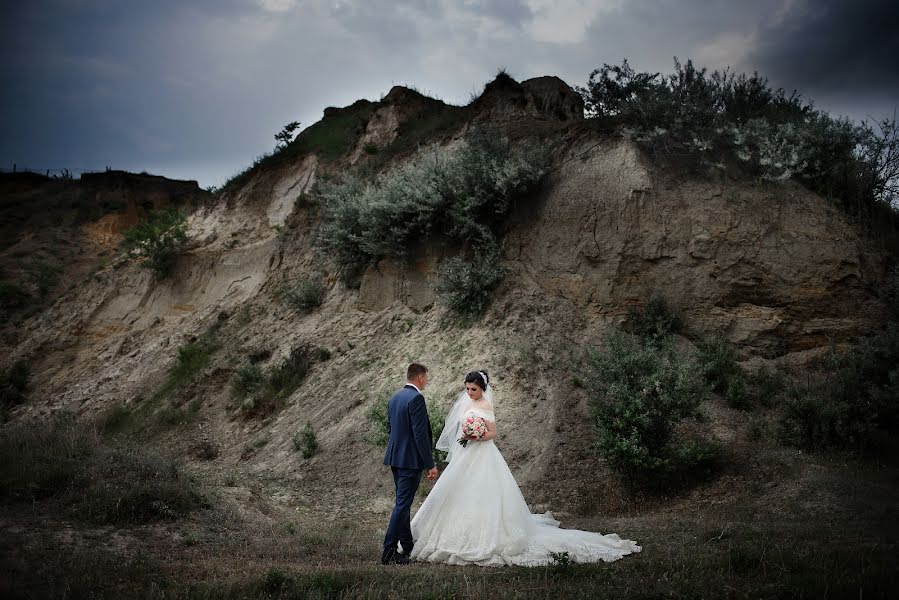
[381,363,439,565]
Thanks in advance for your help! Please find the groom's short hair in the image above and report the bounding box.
[406,363,428,380]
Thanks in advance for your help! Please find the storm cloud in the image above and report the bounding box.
[1,0,895,186]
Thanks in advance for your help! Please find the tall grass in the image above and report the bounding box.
[0,412,205,523]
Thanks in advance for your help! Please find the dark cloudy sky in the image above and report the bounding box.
[1,0,896,187]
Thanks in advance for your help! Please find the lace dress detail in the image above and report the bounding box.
[404,407,641,566]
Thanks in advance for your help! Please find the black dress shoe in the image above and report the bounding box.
[381,549,411,565]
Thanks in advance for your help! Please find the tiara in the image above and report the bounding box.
[477,370,489,389]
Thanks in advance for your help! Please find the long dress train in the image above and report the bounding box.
[403,406,641,566]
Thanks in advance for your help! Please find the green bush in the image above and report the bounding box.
[365,391,391,447]
[578,58,899,220]
[585,329,717,483]
[154,321,221,401]
[697,335,741,394]
[627,291,684,342]
[121,207,188,278]
[724,374,750,411]
[239,345,315,418]
[696,332,784,411]
[778,325,899,452]
[281,278,324,311]
[743,364,786,408]
[25,259,63,297]
[778,380,877,452]
[316,128,548,269]
[1,360,30,422]
[231,364,264,401]
[428,398,449,465]
[294,422,319,458]
[174,343,211,378]
[434,244,509,317]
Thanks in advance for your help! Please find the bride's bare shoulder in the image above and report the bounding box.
[465,402,495,420]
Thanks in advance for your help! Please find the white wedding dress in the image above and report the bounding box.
[403,398,641,567]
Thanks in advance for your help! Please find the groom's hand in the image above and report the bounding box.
[426,467,438,481]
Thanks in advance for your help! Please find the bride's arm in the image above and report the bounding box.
[478,420,497,442]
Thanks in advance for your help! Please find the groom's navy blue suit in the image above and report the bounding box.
[382,383,435,560]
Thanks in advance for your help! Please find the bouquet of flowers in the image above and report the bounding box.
[457,415,488,447]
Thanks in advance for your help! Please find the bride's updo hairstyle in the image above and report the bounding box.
[464,370,489,390]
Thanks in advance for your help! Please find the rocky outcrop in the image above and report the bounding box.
[470,73,584,122]
[521,76,586,121]
[346,75,584,164]
[348,87,457,164]
[0,171,211,333]
[501,137,889,359]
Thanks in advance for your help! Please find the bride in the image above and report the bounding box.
[402,370,641,567]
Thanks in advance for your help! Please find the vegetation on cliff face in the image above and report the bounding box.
[278,276,325,312]
[229,344,317,419]
[574,55,899,462]
[434,243,509,317]
[578,58,899,223]
[316,127,549,315]
[316,128,548,263]
[777,265,899,453]
[222,100,377,191]
[588,267,899,489]
[587,296,721,488]
[121,207,189,278]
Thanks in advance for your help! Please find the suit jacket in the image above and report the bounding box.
[383,384,435,470]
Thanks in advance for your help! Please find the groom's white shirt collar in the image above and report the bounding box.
[405,382,421,393]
